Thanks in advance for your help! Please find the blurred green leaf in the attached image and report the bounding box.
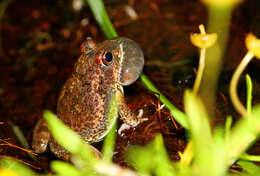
[227,105,260,165]
[0,158,37,176]
[240,153,260,162]
[51,161,82,176]
[237,160,260,176]
[127,135,175,176]
[184,90,212,154]
[184,90,221,176]
[44,110,80,153]
[43,110,97,163]
[210,126,227,175]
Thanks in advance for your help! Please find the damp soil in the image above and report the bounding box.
[0,0,259,173]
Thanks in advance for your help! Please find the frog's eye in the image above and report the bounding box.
[102,52,113,66]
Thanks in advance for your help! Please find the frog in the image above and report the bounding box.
[32,37,145,160]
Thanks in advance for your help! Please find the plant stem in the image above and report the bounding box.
[200,5,233,117]
[199,24,206,34]
[193,48,206,94]
[245,74,252,113]
[193,24,206,94]
[229,52,254,117]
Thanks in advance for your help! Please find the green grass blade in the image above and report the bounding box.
[8,122,36,160]
[101,91,120,162]
[140,74,188,129]
[224,116,232,142]
[85,0,118,39]
[245,74,252,113]
[101,120,117,163]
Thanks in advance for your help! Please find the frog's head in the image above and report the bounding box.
[96,37,144,86]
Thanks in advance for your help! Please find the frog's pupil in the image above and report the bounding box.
[105,52,113,62]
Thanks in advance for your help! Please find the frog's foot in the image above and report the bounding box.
[52,145,102,161]
[32,118,50,153]
[118,109,148,136]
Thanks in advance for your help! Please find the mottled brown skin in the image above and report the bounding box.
[32,38,145,160]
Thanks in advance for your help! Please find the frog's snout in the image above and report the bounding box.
[117,38,144,86]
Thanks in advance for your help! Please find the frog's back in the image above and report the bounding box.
[56,52,115,143]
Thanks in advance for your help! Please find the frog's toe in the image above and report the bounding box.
[137,109,143,118]
[137,109,148,123]
[118,109,148,136]
[118,123,132,136]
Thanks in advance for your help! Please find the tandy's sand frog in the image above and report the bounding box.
[32,37,145,160]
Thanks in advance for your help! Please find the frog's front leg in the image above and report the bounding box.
[32,118,51,153]
[118,91,147,134]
